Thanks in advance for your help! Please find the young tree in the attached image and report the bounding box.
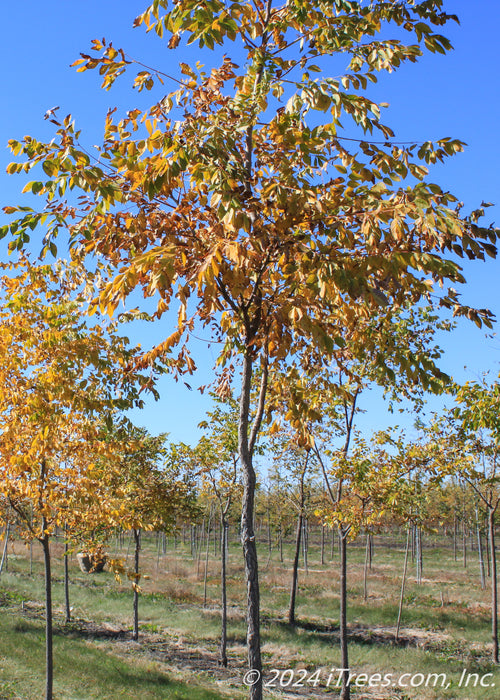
[104,424,197,640]
[0,259,152,700]
[442,378,500,663]
[197,396,242,666]
[3,3,497,696]
[266,432,318,626]
[265,302,453,698]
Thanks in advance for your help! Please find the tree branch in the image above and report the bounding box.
[249,343,269,457]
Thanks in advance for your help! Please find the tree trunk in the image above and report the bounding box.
[476,506,486,590]
[289,512,303,625]
[156,533,161,571]
[485,517,491,578]
[396,527,411,642]
[339,527,350,700]
[488,509,498,663]
[203,512,212,608]
[302,517,309,575]
[363,533,370,602]
[320,523,325,566]
[30,506,34,575]
[463,518,467,569]
[0,522,10,576]
[267,507,272,558]
[42,531,53,700]
[197,520,205,576]
[239,351,262,700]
[416,526,422,585]
[133,528,141,641]
[64,526,71,623]
[220,518,229,667]
[453,513,457,561]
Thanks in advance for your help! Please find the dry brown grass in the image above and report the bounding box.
[1,530,497,699]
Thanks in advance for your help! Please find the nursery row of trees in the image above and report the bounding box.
[1,1,499,699]
[0,258,498,699]
[1,402,500,692]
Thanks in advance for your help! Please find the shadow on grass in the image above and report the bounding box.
[56,617,241,678]
[269,618,440,649]
[1,613,227,700]
[57,619,130,640]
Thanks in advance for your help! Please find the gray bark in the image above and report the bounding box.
[239,348,266,700]
[339,527,349,700]
[396,527,411,642]
[64,526,71,623]
[133,528,141,641]
[0,522,10,576]
[42,530,53,700]
[220,520,229,667]
[288,512,303,626]
[488,510,498,663]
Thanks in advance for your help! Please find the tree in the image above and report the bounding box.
[0,259,151,700]
[265,302,453,698]
[3,3,498,696]
[266,431,318,625]
[197,395,242,666]
[104,423,197,640]
[442,378,500,663]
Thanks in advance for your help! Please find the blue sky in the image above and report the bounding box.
[1,1,499,445]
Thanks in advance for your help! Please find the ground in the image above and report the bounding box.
[0,528,496,699]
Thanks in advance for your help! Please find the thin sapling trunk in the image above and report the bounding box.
[41,529,53,700]
[133,528,141,641]
[64,526,71,623]
[220,518,229,667]
[488,508,499,663]
[396,527,411,643]
[288,512,303,626]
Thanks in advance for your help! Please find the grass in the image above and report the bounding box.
[0,529,497,698]
[0,612,226,699]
